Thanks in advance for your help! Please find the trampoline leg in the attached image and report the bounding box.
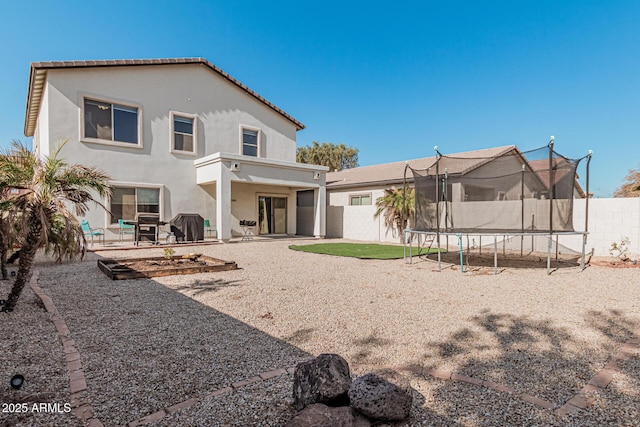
[547,235,552,275]
[404,230,408,263]
[580,233,587,271]
[409,232,413,264]
[458,234,463,272]
[494,235,497,275]
[437,237,442,272]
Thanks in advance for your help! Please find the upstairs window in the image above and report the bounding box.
[83,98,140,146]
[171,113,196,154]
[241,127,259,157]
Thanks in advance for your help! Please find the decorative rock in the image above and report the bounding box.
[348,369,413,421]
[293,353,352,410]
[286,403,371,427]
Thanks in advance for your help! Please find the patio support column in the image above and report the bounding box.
[313,185,326,238]
[215,164,232,243]
[287,189,297,235]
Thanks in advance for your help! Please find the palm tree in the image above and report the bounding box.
[0,208,10,280]
[374,186,415,242]
[0,172,26,281]
[0,141,111,312]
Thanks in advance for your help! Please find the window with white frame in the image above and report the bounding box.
[241,127,259,157]
[83,97,140,146]
[110,186,160,224]
[349,194,372,206]
[171,113,196,154]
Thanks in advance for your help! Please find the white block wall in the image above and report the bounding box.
[327,191,640,257]
[571,198,640,257]
[326,186,409,243]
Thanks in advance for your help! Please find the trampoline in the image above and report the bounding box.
[402,137,592,274]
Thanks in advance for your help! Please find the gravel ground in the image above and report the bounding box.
[0,269,82,427]
[2,237,639,426]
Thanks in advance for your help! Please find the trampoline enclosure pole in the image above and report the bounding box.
[585,151,592,233]
[521,164,525,257]
[435,147,440,251]
[548,137,554,237]
[403,162,408,260]
[582,150,592,272]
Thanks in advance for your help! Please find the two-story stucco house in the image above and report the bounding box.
[24,58,328,242]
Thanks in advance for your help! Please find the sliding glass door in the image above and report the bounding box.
[258,196,287,235]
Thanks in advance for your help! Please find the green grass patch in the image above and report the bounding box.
[289,242,443,259]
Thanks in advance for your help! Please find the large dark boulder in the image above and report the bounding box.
[285,403,370,427]
[348,369,412,421]
[293,354,352,410]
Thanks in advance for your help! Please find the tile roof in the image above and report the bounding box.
[528,158,586,197]
[326,145,517,189]
[24,57,304,136]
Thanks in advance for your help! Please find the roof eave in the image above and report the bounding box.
[24,66,47,137]
[23,58,305,137]
[327,177,412,190]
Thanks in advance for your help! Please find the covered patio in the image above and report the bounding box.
[194,152,328,242]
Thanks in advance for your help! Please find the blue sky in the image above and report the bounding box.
[1,0,638,197]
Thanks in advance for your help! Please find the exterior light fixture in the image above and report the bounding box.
[10,374,24,389]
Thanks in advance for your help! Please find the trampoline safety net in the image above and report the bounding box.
[411,144,584,234]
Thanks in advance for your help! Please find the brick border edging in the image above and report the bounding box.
[125,368,293,426]
[87,240,220,253]
[29,271,104,427]
[375,364,558,410]
[555,333,640,416]
[358,329,640,417]
[126,331,640,425]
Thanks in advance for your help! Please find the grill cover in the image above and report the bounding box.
[170,213,205,242]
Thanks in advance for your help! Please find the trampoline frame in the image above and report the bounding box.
[403,229,589,275]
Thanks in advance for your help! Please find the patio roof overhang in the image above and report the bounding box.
[194,152,329,188]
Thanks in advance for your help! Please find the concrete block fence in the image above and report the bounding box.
[326,197,640,258]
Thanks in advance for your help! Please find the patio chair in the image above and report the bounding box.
[118,219,135,242]
[204,219,216,238]
[81,220,105,246]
